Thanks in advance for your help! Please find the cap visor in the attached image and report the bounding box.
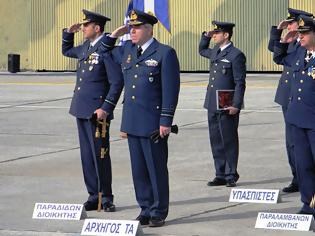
[128,20,144,26]
[285,18,295,22]
[80,20,92,25]
[297,28,312,32]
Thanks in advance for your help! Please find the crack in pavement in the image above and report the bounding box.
[168,203,245,224]
[0,97,72,110]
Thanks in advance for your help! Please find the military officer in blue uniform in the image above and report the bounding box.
[273,15,315,216]
[107,10,180,227]
[62,9,123,212]
[199,21,246,188]
[268,8,313,193]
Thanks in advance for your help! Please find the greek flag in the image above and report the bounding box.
[119,0,170,44]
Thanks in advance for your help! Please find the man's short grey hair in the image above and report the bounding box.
[144,24,153,30]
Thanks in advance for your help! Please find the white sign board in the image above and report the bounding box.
[229,188,280,204]
[32,203,86,220]
[81,219,141,236]
[255,212,314,231]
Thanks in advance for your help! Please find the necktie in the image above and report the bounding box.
[216,48,221,56]
[137,47,143,58]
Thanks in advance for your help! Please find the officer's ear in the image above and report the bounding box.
[224,31,233,40]
[223,32,230,40]
[94,24,101,33]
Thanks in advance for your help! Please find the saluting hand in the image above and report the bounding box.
[224,106,239,115]
[205,30,215,38]
[277,20,289,30]
[67,23,82,33]
[110,25,129,38]
[94,108,107,120]
[281,31,298,43]
[160,126,171,138]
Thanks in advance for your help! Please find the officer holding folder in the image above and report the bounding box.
[199,20,246,188]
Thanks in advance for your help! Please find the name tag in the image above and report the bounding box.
[229,188,280,204]
[81,219,141,236]
[255,212,314,231]
[32,203,86,220]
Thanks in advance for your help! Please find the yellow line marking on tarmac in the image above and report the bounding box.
[0,82,276,89]
[181,83,276,89]
[0,82,74,85]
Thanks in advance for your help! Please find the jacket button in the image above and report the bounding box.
[77,87,80,90]
[132,96,135,100]
[210,85,214,88]
[285,80,288,83]
[82,70,85,73]
[136,64,139,68]
[212,77,215,81]
[298,88,302,92]
[79,78,82,81]
[134,75,138,78]
[302,71,305,74]
[215,63,218,66]
[298,97,301,100]
[84,61,87,64]
[286,71,289,74]
[156,106,160,109]
[132,85,136,88]
[214,70,216,73]
[300,80,304,83]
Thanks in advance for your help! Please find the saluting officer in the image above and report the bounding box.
[268,8,313,193]
[108,10,180,227]
[273,15,315,217]
[199,21,246,188]
[62,9,123,212]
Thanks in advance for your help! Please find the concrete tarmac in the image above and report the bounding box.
[0,72,313,235]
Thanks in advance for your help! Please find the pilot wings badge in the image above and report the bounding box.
[145,59,158,67]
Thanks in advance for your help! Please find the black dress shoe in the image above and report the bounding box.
[282,183,299,193]
[84,201,101,211]
[226,179,236,187]
[103,202,116,212]
[149,217,165,227]
[135,215,150,226]
[207,178,226,186]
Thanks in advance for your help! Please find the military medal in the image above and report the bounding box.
[89,66,93,71]
[222,68,226,74]
[126,54,132,64]
[312,67,315,79]
[149,77,154,82]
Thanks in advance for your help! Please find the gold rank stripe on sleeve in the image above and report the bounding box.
[310,194,315,209]
[160,114,174,117]
[101,42,112,49]
[105,99,116,106]
[62,39,72,42]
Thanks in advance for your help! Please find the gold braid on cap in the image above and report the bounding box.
[130,10,137,20]
[310,193,315,209]
[299,18,305,27]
